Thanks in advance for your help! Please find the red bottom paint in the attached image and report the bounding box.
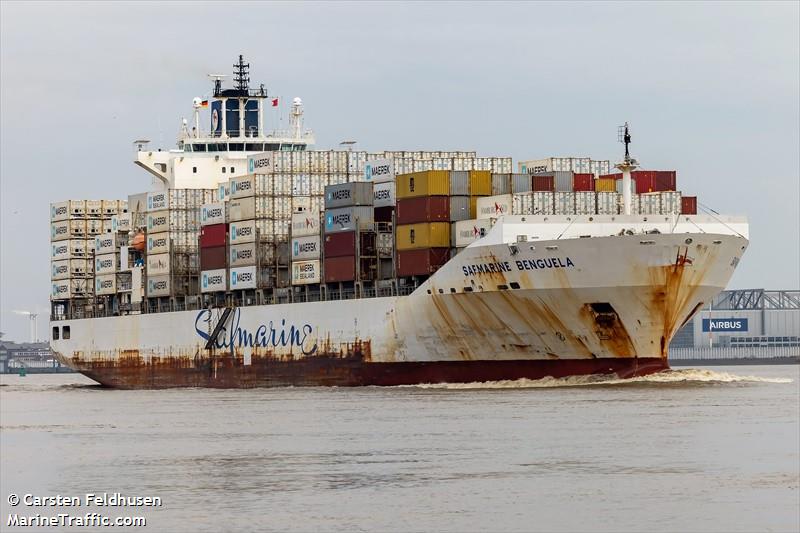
[71,356,670,389]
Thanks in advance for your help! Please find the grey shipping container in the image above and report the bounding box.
[511,173,532,194]
[554,171,574,192]
[449,196,471,221]
[448,171,470,196]
[324,182,374,209]
[491,174,511,195]
[324,206,374,234]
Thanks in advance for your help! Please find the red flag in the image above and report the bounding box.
[271,98,279,107]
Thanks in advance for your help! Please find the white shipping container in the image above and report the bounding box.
[228,197,256,222]
[201,268,228,293]
[51,278,92,300]
[146,191,169,211]
[230,266,258,290]
[373,181,396,208]
[95,254,117,275]
[229,243,259,267]
[217,181,231,202]
[146,232,171,254]
[453,219,495,247]
[94,233,118,254]
[256,219,274,239]
[575,192,596,215]
[512,192,554,215]
[596,192,619,215]
[146,276,171,297]
[476,195,512,219]
[617,193,641,215]
[590,160,611,176]
[230,175,258,199]
[111,213,131,233]
[86,218,103,236]
[292,196,312,213]
[660,191,682,215]
[50,201,70,222]
[554,192,575,215]
[101,200,120,215]
[200,202,227,226]
[51,240,84,261]
[85,200,102,217]
[292,174,311,196]
[51,220,72,241]
[51,259,90,280]
[120,245,130,271]
[229,220,258,245]
[364,158,395,183]
[324,206,374,234]
[291,260,321,285]
[247,152,275,174]
[639,192,661,215]
[291,212,320,237]
[95,274,117,295]
[146,253,171,276]
[291,235,321,261]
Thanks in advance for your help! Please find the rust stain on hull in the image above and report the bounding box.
[58,351,669,389]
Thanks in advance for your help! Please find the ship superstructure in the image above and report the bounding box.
[48,57,749,388]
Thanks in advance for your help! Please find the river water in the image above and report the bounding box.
[1,366,798,532]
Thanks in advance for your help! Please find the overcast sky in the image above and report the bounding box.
[1,1,798,341]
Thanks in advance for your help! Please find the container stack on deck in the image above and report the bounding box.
[322,182,375,283]
[144,189,213,299]
[50,150,702,317]
[50,199,127,314]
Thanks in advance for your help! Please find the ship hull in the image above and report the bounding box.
[71,355,669,389]
[51,232,747,388]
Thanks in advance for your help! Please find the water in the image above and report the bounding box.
[1,366,798,532]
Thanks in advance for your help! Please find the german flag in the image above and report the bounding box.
[200,100,209,108]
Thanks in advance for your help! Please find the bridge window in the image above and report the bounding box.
[246,143,264,151]
[230,167,235,173]
[510,282,521,290]
[229,143,244,151]
[222,167,226,173]
[52,327,59,340]
[192,144,207,152]
[63,326,70,339]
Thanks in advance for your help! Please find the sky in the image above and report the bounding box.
[1,1,798,342]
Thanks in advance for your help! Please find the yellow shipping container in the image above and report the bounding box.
[595,178,616,192]
[396,222,450,250]
[469,170,492,196]
[396,171,450,199]
[469,197,478,218]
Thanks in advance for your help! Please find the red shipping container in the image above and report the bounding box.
[200,245,227,270]
[572,173,595,191]
[654,170,677,192]
[396,197,450,224]
[324,256,356,283]
[200,223,227,248]
[681,196,697,215]
[374,206,394,223]
[396,248,450,277]
[599,173,622,180]
[324,231,356,258]
[531,175,555,192]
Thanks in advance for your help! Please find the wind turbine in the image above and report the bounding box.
[13,310,39,343]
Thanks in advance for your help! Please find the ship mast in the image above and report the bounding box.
[615,122,639,216]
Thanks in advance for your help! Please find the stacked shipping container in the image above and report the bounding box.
[322,182,374,283]
[50,200,127,300]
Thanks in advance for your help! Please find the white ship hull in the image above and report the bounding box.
[51,227,748,388]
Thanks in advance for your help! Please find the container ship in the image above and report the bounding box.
[49,56,749,388]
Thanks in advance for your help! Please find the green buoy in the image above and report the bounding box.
[18,367,27,377]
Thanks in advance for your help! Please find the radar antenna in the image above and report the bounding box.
[233,54,250,92]
[618,122,632,163]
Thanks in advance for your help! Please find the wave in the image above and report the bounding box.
[404,368,794,389]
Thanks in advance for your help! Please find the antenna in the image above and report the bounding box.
[618,122,632,163]
[233,54,250,92]
[208,74,227,97]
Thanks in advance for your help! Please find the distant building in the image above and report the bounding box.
[670,289,800,348]
[0,341,63,373]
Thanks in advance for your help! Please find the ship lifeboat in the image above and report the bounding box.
[131,231,145,251]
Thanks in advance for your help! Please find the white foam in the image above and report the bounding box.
[403,368,794,389]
